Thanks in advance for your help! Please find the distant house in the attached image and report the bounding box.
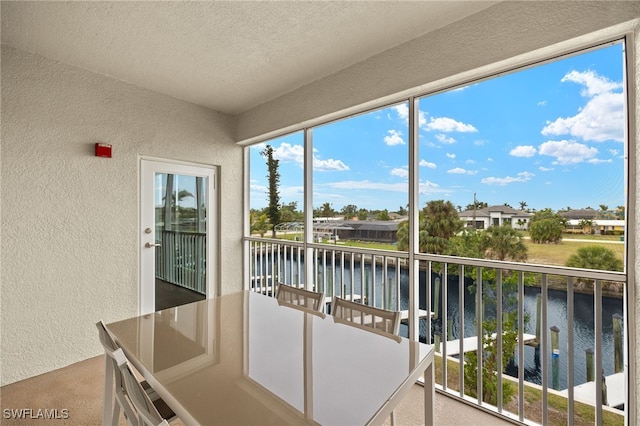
[314,220,399,243]
[566,219,625,235]
[459,205,532,230]
[560,208,598,221]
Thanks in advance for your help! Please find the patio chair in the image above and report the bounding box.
[276,283,325,312]
[331,296,401,336]
[114,348,177,426]
[330,297,401,424]
[96,320,176,426]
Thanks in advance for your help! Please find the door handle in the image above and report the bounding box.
[145,242,161,248]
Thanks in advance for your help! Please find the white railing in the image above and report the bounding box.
[156,230,206,294]
[245,236,627,425]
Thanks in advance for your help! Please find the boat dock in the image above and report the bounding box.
[559,372,625,409]
[439,333,537,356]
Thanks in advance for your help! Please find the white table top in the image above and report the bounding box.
[107,291,434,425]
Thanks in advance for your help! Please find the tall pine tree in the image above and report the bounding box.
[260,145,281,237]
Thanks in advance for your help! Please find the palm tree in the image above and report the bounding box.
[163,189,194,207]
[420,200,463,254]
[319,202,335,217]
[578,219,594,234]
[519,201,527,211]
[480,225,527,262]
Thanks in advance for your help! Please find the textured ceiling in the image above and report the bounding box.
[1,1,498,114]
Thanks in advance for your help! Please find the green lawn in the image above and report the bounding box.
[434,354,624,425]
[269,232,624,269]
[524,238,624,267]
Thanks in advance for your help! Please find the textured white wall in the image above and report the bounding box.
[0,45,242,386]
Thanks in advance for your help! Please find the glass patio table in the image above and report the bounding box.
[105,291,434,425]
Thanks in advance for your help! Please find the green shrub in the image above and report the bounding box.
[566,245,623,272]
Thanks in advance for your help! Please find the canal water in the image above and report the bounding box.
[264,253,624,390]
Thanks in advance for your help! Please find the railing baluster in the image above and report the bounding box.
[340,251,345,298]
[383,256,388,310]
[442,262,448,390]
[542,273,548,426]
[371,255,377,307]
[426,260,432,346]
[296,245,302,286]
[395,257,401,312]
[322,249,327,295]
[476,266,483,405]
[518,271,525,423]
[349,252,355,301]
[360,253,365,305]
[567,276,575,426]
[594,279,603,425]
[496,269,503,412]
[459,264,465,398]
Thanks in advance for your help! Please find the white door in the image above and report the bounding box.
[140,158,217,314]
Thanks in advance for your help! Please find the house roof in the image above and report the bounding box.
[0,1,498,115]
[560,208,598,219]
[314,220,399,232]
[459,205,532,218]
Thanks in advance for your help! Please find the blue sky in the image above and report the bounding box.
[250,42,625,214]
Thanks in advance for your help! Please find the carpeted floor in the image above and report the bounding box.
[0,355,512,425]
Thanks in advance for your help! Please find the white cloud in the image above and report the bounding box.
[537,100,547,106]
[279,185,304,199]
[465,159,476,164]
[539,166,554,172]
[447,167,477,175]
[327,180,407,192]
[313,157,350,171]
[561,70,622,97]
[418,180,446,195]
[274,142,349,171]
[384,129,406,146]
[510,145,537,157]
[274,143,304,163]
[424,117,477,133]
[446,153,456,159]
[393,104,426,127]
[390,167,409,178]
[538,140,598,165]
[250,183,267,192]
[541,70,623,142]
[487,157,493,162]
[609,149,620,156]
[419,159,437,168]
[481,171,534,186]
[435,134,456,144]
[587,158,613,164]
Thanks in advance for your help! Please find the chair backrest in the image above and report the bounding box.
[276,283,324,312]
[96,320,127,391]
[114,349,169,426]
[331,296,401,336]
[96,320,118,353]
[97,320,141,424]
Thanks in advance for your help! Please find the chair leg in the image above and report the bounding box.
[103,357,118,426]
[390,409,395,426]
[110,402,120,426]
